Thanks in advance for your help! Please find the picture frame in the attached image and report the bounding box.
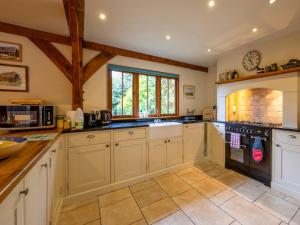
[0,63,29,92]
[0,40,22,62]
[183,85,195,99]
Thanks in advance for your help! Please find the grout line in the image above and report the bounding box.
[288,206,300,224]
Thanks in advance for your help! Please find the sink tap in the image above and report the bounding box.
[154,119,161,123]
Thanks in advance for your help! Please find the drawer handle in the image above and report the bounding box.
[186,125,189,128]
[128,131,134,135]
[276,144,281,147]
[41,163,48,168]
[288,135,296,139]
[106,144,110,148]
[115,143,119,146]
[87,134,95,139]
[164,140,167,143]
[168,140,170,142]
[20,188,29,196]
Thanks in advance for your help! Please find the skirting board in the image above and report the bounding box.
[62,162,194,207]
[271,181,300,200]
[53,197,64,225]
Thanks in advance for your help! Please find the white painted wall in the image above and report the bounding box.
[0,32,73,114]
[217,30,300,76]
[83,50,210,115]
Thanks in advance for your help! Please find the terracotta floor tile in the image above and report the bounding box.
[173,189,234,225]
[141,198,179,224]
[130,179,157,193]
[100,197,143,225]
[131,219,148,225]
[192,178,226,198]
[98,187,132,207]
[209,189,236,206]
[133,185,168,208]
[86,219,101,225]
[176,168,207,184]
[215,172,244,189]
[152,210,194,225]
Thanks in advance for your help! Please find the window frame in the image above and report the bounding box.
[107,67,179,118]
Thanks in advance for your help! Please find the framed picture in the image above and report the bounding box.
[183,85,195,99]
[0,64,28,92]
[0,41,22,62]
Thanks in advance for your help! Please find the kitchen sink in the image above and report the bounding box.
[149,122,183,139]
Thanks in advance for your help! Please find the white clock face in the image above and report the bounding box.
[242,50,261,71]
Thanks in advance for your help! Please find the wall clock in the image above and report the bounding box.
[242,50,261,71]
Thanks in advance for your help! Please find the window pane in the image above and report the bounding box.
[139,75,147,114]
[161,78,169,114]
[112,71,123,116]
[123,73,133,115]
[148,76,156,114]
[169,79,175,114]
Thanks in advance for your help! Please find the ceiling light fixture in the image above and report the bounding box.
[208,48,211,53]
[99,13,106,20]
[252,27,258,33]
[208,0,215,7]
[269,0,276,4]
[166,35,171,40]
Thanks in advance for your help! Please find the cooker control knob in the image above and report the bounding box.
[265,130,270,137]
[250,130,255,134]
[246,129,251,134]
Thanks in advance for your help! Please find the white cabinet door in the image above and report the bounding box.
[0,181,25,225]
[149,139,167,172]
[24,153,48,225]
[166,137,183,167]
[68,143,110,195]
[114,139,147,182]
[183,123,204,163]
[274,143,300,192]
[208,123,225,167]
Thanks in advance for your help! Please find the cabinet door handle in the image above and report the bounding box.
[186,125,189,128]
[288,135,296,139]
[115,143,119,146]
[41,163,48,168]
[276,144,281,147]
[168,140,170,142]
[20,188,29,196]
[51,149,57,153]
[128,130,134,135]
[164,140,167,143]
[87,134,95,139]
[106,144,110,148]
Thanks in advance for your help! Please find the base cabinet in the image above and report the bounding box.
[114,139,147,182]
[167,137,183,167]
[0,181,25,225]
[149,139,167,172]
[207,123,225,166]
[68,143,111,195]
[273,130,300,196]
[183,123,204,163]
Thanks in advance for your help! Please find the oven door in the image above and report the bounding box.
[225,132,250,171]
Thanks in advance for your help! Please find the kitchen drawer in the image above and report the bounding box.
[275,130,300,146]
[183,123,203,130]
[113,128,146,141]
[68,131,111,147]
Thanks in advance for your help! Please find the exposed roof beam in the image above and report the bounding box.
[30,38,73,82]
[0,21,208,72]
[83,52,116,83]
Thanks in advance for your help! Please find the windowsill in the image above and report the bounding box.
[112,115,180,121]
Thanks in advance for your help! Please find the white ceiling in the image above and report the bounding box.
[1,0,300,67]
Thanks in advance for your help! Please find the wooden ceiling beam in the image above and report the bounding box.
[0,21,70,45]
[83,52,116,83]
[83,41,208,72]
[29,38,73,82]
[64,0,85,110]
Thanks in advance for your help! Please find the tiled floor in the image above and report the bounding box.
[58,161,300,225]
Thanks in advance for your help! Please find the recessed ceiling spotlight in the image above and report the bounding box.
[99,13,106,20]
[208,0,215,8]
[269,0,276,4]
[166,35,171,40]
[208,48,211,53]
[252,27,258,33]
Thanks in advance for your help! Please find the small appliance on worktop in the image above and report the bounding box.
[0,105,57,130]
[225,121,274,186]
[84,110,112,128]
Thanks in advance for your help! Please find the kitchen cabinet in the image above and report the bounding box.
[114,139,147,182]
[24,153,49,225]
[68,143,111,195]
[149,136,183,172]
[273,130,300,197]
[207,122,225,167]
[149,139,167,172]
[183,123,204,163]
[0,181,25,225]
[167,137,183,167]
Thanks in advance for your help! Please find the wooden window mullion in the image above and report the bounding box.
[156,77,161,117]
[133,73,139,117]
[121,72,124,115]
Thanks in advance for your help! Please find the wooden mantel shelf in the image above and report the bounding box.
[215,67,300,85]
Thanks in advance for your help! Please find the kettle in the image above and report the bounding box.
[100,110,112,125]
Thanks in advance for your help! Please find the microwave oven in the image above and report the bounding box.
[0,105,57,130]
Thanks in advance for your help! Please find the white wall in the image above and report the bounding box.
[0,32,73,114]
[0,32,211,116]
[83,50,210,115]
[217,30,300,76]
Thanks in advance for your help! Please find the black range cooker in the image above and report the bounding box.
[225,122,275,186]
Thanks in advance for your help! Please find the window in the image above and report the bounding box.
[108,65,178,118]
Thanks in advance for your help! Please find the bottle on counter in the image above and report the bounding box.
[56,115,65,129]
[74,108,84,130]
[63,116,72,132]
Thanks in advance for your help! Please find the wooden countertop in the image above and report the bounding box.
[0,129,61,203]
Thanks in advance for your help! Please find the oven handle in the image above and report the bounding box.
[225,141,247,149]
[225,132,247,137]
[250,136,267,141]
